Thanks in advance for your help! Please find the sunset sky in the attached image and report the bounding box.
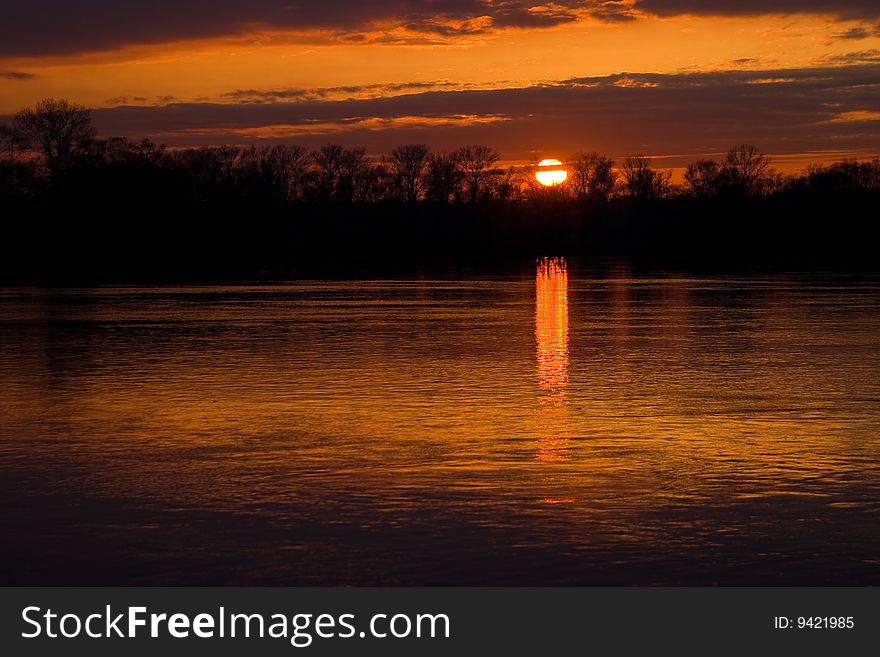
[2,1,880,168]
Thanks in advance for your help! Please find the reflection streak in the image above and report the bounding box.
[535,257,570,462]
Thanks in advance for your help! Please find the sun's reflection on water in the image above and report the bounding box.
[2,275,880,583]
[535,257,571,462]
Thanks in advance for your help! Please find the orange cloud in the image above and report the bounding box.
[163,114,512,139]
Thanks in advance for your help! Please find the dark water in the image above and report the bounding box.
[2,260,880,585]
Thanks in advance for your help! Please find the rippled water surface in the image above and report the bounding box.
[2,261,880,584]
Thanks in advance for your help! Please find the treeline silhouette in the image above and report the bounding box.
[2,99,879,280]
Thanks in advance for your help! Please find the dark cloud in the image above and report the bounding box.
[589,1,639,22]
[635,1,880,20]
[0,70,36,80]
[836,27,871,40]
[222,81,468,103]
[106,96,154,105]
[834,22,880,40]
[51,64,880,162]
[0,1,614,57]
[4,2,878,57]
[825,49,880,64]
[6,0,880,58]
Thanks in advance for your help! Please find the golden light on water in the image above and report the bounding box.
[535,158,568,187]
[5,276,880,583]
[535,257,571,462]
[536,257,569,392]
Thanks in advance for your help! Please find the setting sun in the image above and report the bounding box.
[536,159,568,187]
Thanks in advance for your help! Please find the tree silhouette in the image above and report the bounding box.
[494,166,528,203]
[312,144,346,202]
[0,124,32,194]
[724,144,770,195]
[3,98,880,277]
[424,152,460,203]
[0,125,27,165]
[13,98,95,179]
[310,144,374,203]
[455,145,500,203]
[239,145,310,203]
[568,152,617,205]
[387,144,431,203]
[805,160,880,194]
[684,159,721,199]
[337,146,371,203]
[622,155,671,201]
[171,145,241,203]
[351,157,387,203]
